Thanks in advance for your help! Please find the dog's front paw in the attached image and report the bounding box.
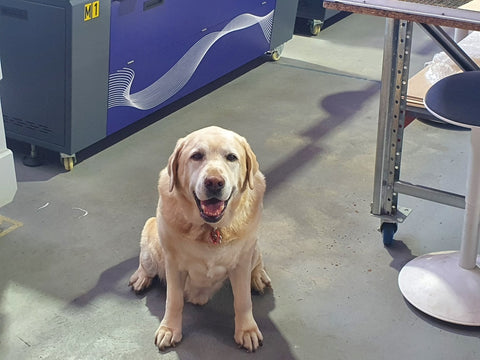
[251,267,272,293]
[234,324,263,352]
[154,325,183,351]
[128,268,153,293]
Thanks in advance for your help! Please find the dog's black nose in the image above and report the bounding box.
[204,176,224,193]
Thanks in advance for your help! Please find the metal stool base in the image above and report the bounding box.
[399,250,480,326]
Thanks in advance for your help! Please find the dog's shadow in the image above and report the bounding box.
[72,257,296,359]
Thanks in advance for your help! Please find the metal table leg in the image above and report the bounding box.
[372,19,413,245]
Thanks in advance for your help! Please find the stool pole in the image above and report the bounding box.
[459,128,480,269]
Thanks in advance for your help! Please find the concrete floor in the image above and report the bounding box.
[1,14,480,360]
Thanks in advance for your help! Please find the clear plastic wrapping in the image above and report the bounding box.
[425,31,480,84]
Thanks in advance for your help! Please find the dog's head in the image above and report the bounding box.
[167,126,259,224]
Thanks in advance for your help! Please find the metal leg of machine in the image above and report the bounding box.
[371,19,413,246]
[22,144,42,167]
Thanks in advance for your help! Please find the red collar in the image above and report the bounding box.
[210,228,222,245]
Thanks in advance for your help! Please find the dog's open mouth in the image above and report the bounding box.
[194,193,229,223]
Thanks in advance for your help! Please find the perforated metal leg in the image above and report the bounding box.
[372,19,413,235]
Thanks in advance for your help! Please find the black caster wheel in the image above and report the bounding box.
[381,223,397,246]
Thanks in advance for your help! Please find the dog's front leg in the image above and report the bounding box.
[230,260,263,352]
[155,259,187,351]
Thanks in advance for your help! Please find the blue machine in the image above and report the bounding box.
[108,0,277,134]
[0,0,297,170]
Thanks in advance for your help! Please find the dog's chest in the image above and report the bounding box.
[182,242,241,285]
[193,260,228,283]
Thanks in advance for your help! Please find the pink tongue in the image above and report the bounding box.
[201,199,225,217]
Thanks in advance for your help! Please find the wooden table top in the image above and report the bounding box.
[323,0,480,30]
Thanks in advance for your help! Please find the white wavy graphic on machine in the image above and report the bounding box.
[108,11,274,110]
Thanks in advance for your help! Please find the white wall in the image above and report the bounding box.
[0,59,17,207]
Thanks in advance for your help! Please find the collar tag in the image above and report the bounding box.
[210,228,222,244]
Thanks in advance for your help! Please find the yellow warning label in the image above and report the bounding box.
[84,1,99,21]
[84,3,92,21]
[92,1,99,18]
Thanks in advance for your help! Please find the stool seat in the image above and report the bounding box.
[398,70,480,326]
[424,71,480,129]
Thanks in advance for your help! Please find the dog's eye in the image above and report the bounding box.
[190,152,204,161]
[226,153,238,162]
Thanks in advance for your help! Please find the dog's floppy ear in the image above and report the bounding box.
[168,137,185,192]
[241,136,259,190]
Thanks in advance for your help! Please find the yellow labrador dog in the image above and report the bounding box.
[129,126,271,352]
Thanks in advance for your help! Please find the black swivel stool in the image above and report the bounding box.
[398,71,480,326]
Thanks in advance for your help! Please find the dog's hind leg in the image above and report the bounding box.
[250,245,272,293]
[129,217,165,292]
